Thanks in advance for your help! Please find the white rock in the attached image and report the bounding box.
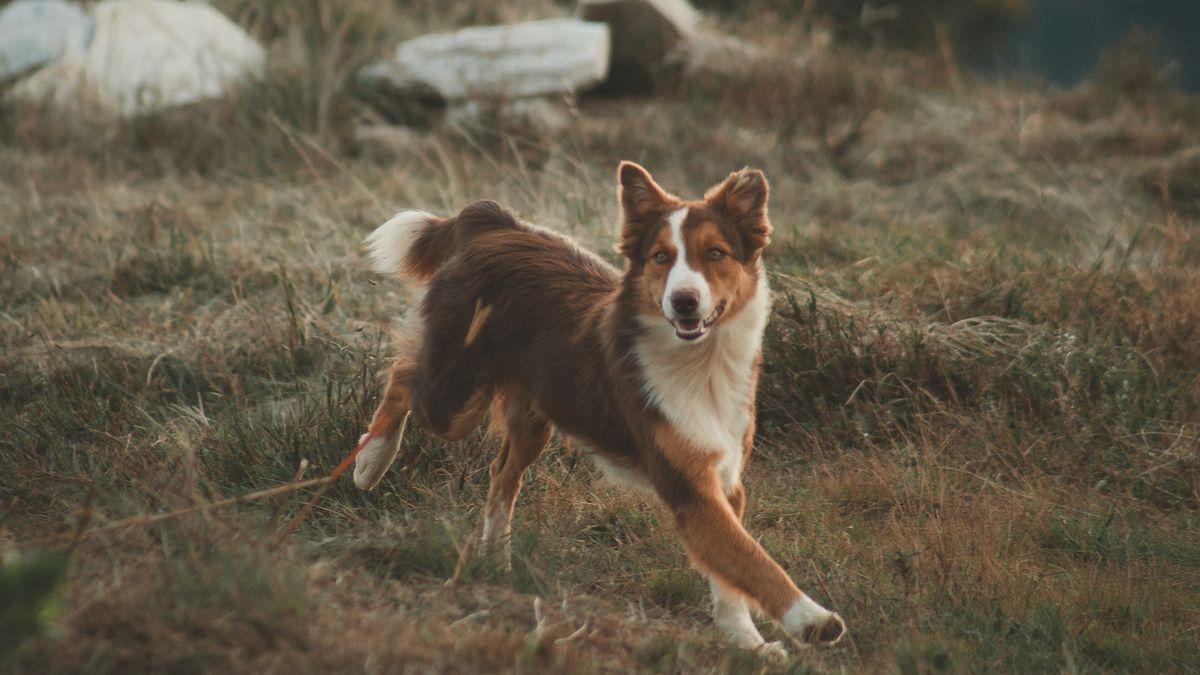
[0,0,93,80]
[360,18,610,101]
[13,0,264,116]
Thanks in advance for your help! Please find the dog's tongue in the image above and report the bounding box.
[675,318,703,340]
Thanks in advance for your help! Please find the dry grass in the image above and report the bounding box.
[1,1,1198,673]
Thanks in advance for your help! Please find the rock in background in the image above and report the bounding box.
[0,0,93,81]
[11,0,264,117]
[353,0,782,143]
[445,96,575,138]
[358,18,609,140]
[359,19,610,103]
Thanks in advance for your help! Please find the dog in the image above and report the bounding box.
[352,162,845,655]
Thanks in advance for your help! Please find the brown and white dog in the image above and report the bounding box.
[353,162,845,655]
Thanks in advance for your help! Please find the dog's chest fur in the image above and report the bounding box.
[634,275,770,492]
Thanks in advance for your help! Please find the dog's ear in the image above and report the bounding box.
[619,161,670,220]
[705,168,771,255]
[617,161,673,259]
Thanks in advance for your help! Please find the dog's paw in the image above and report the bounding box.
[352,432,400,491]
[798,612,846,646]
[757,640,788,663]
[783,597,847,647]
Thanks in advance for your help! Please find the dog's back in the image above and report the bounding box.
[366,200,636,457]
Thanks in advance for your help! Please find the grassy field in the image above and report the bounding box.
[2,2,1199,672]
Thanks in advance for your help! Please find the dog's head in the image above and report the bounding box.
[617,162,771,343]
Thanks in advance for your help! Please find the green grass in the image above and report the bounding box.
[1,1,1199,672]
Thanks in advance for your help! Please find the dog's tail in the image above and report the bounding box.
[364,200,519,283]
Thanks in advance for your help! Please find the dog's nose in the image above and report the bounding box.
[670,290,700,316]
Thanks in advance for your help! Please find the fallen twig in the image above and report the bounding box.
[273,431,374,544]
[267,458,310,532]
[22,475,335,549]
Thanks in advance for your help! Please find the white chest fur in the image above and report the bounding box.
[634,274,770,492]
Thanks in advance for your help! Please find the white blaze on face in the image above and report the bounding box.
[661,208,713,319]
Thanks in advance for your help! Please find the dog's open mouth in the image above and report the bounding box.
[671,299,726,341]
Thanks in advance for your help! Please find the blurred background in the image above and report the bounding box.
[703,0,1200,89]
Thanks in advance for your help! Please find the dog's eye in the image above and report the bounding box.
[707,249,727,261]
[651,251,670,264]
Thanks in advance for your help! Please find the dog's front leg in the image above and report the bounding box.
[708,577,789,660]
[704,482,788,659]
[669,478,846,648]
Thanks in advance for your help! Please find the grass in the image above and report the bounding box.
[2,1,1199,672]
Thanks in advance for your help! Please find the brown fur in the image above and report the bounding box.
[651,422,804,618]
[362,164,843,645]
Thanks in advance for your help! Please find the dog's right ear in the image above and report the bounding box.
[617,161,672,259]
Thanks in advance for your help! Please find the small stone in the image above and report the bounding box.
[354,124,426,159]
[668,33,778,79]
[446,97,574,138]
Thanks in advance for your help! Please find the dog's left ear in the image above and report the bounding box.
[705,168,771,254]
[617,161,675,259]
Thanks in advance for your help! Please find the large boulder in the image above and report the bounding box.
[0,0,93,81]
[576,0,700,92]
[359,18,610,102]
[13,0,264,116]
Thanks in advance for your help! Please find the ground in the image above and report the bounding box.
[1,2,1198,673]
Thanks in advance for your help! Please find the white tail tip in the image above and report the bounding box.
[364,210,435,277]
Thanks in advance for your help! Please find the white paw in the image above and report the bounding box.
[796,612,846,646]
[352,433,400,491]
[783,597,847,646]
[757,640,788,663]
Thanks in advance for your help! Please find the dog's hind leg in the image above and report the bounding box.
[354,359,415,491]
[480,393,551,571]
[355,324,489,490]
[407,291,497,443]
[443,392,544,585]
